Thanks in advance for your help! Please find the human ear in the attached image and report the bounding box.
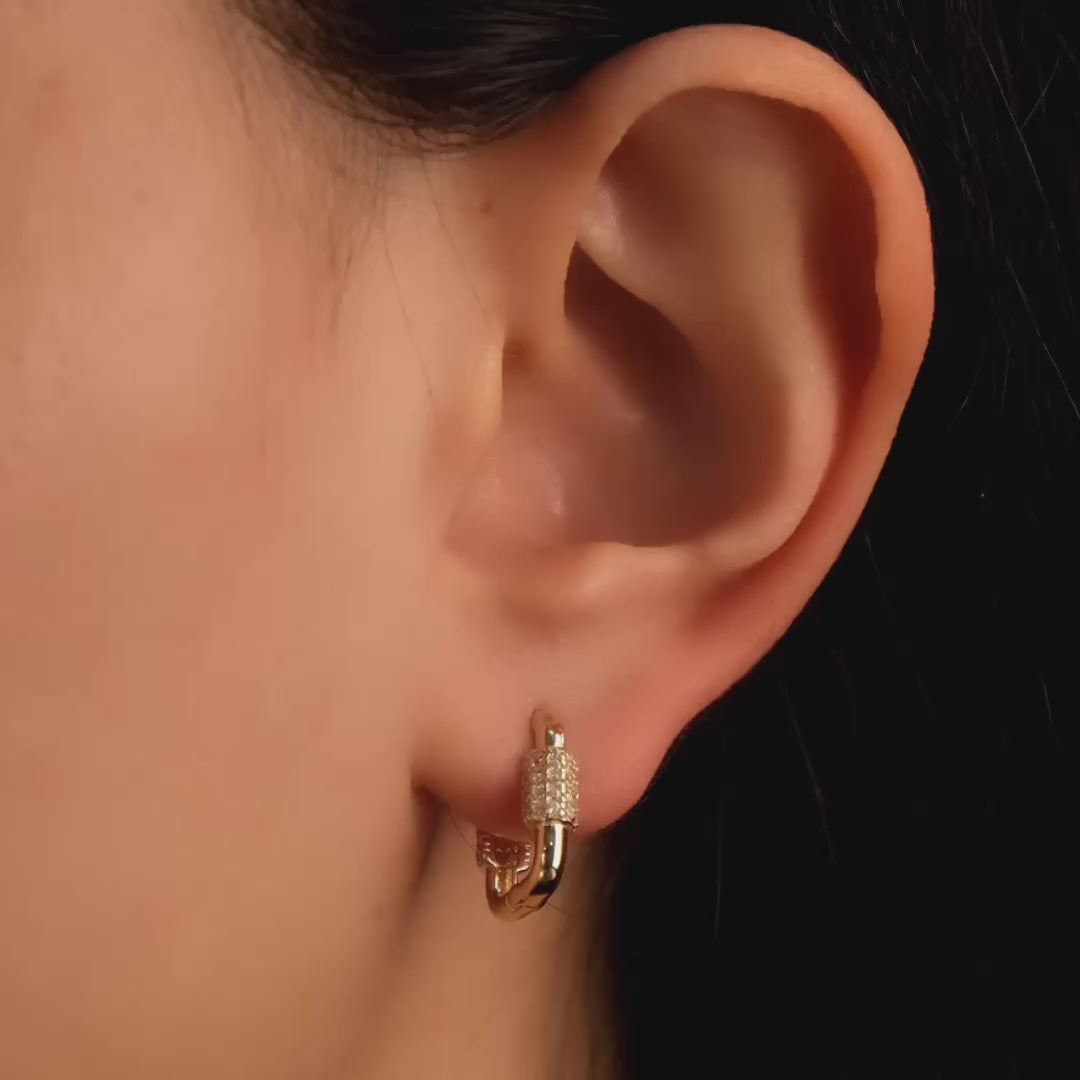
[415,26,933,838]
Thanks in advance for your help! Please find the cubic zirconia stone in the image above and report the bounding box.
[521,747,579,826]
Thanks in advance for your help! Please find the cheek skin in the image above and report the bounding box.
[0,5,427,1075]
[0,4,312,668]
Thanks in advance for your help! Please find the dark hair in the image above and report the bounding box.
[249,3,1080,1075]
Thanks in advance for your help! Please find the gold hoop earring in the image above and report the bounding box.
[475,708,579,921]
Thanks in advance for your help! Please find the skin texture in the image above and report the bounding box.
[0,3,933,1078]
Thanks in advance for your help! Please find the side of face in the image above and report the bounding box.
[0,4,933,1076]
[0,3,455,1073]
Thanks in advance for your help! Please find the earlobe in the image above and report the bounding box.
[421,25,933,839]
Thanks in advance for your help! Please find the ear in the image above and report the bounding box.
[414,26,933,838]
